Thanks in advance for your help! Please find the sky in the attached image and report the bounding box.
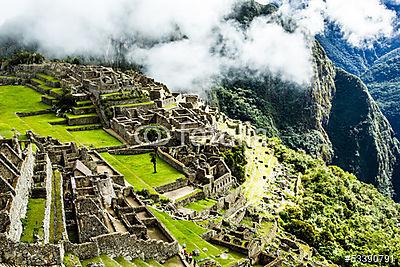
[0,0,397,92]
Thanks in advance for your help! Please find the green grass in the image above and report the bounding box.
[164,103,177,109]
[100,255,122,267]
[66,113,98,119]
[31,78,55,91]
[64,253,82,267]
[20,198,46,243]
[49,170,63,243]
[175,189,202,203]
[76,100,92,106]
[132,259,150,267]
[73,105,95,110]
[81,256,103,267]
[37,73,60,83]
[115,257,136,267]
[66,124,101,130]
[0,85,121,147]
[257,221,274,236]
[150,208,244,267]
[114,101,154,108]
[50,88,63,95]
[101,92,122,98]
[184,198,217,212]
[100,153,184,190]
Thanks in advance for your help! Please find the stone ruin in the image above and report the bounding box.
[0,61,310,266]
[0,132,179,266]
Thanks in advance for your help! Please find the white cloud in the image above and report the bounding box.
[0,0,397,92]
[325,0,396,46]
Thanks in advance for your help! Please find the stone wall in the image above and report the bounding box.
[109,148,154,155]
[0,234,63,266]
[67,115,100,126]
[0,77,23,85]
[64,232,179,262]
[94,145,127,153]
[105,97,151,107]
[216,187,242,211]
[7,144,35,241]
[154,178,188,194]
[157,148,193,179]
[175,190,205,207]
[67,124,103,132]
[64,241,99,260]
[94,232,179,262]
[26,83,48,95]
[204,173,235,198]
[16,109,52,117]
[44,154,52,244]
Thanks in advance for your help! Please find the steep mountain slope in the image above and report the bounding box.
[360,49,400,136]
[327,68,400,200]
[318,4,400,138]
[214,42,400,201]
[269,138,400,266]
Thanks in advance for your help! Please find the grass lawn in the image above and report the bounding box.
[66,113,98,119]
[150,208,245,267]
[37,73,60,83]
[184,198,217,212]
[100,255,122,267]
[20,198,46,243]
[81,256,104,267]
[63,253,82,267]
[76,100,92,106]
[100,153,184,191]
[31,78,56,91]
[0,85,121,148]
[49,171,63,243]
[132,259,151,267]
[115,256,136,267]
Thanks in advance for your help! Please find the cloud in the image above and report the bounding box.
[325,0,396,46]
[0,0,397,92]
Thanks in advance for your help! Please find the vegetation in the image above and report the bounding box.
[267,138,400,266]
[20,198,46,243]
[150,208,245,266]
[221,144,247,183]
[63,253,82,267]
[137,124,168,143]
[1,51,44,69]
[0,85,121,147]
[184,198,217,212]
[49,171,64,243]
[100,152,184,197]
[37,73,60,83]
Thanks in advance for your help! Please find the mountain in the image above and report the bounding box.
[317,4,400,138]
[327,68,400,200]
[214,41,400,201]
